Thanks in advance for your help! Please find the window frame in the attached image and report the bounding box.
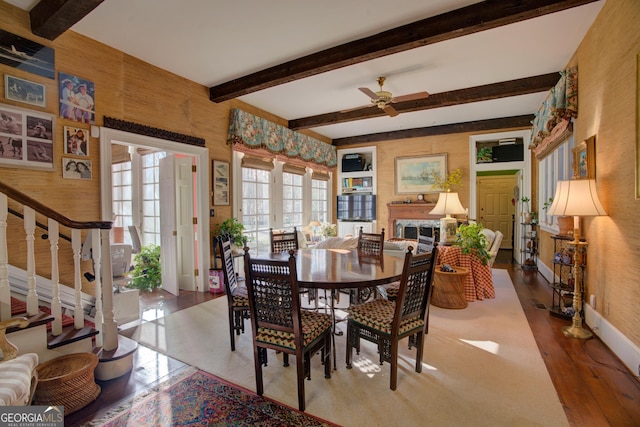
[538,136,574,234]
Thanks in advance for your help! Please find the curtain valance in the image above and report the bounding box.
[529,66,578,158]
[227,109,337,171]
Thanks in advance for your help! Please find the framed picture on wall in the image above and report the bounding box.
[0,103,54,170]
[4,75,46,107]
[63,126,89,156]
[213,159,230,205]
[572,135,595,179]
[394,153,447,194]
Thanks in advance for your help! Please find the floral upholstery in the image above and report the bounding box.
[256,311,332,351]
[347,299,424,335]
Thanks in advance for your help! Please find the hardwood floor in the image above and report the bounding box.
[66,252,640,426]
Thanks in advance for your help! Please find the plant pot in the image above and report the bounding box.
[524,213,532,224]
[557,216,573,236]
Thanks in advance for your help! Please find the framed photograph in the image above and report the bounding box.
[4,75,46,107]
[0,103,54,170]
[0,29,55,79]
[59,72,95,124]
[395,153,447,194]
[572,135,595,179]
[213,160,230,205]
[62,157,92,180]
[63,126,89,156]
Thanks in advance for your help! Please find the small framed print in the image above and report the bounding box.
[4,75,46,107]
[212,160,230,206]
[572,135,595,179]
[62,157,92,180]
[63,126,89,156]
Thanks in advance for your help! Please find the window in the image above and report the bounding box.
[282,171,303,229]
[538,136,573,232]
[237,153,332,255]
[241,166,272,256]
[111,149,165,248]
[112,160,133,245]
[311,175,329,224]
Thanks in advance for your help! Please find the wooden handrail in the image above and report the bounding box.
[0,181,112,230]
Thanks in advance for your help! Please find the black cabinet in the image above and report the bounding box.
[549,235,586,319]
[521,222,538,270]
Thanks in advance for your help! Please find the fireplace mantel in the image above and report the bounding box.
[387,202,443,236]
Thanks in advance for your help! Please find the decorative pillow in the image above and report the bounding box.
[313,236,358,249]
[383,240,415,252]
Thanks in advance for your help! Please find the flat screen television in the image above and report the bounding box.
[337,194,376,221]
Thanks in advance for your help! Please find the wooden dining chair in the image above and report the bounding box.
[270,227,299,252]
[346,246,438,390]
[346,226,385,304]
[381,234,437,301]
[269,227,317,309]
[217,235,249,351]
[243,248,332,412]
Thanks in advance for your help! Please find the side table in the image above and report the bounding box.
[431,266,469,309]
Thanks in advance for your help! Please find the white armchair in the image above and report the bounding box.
[0,317,39,406]
[487,230,504,269]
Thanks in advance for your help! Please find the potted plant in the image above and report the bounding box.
[214,218,246,245]
[454,222,490,265]
[130,244,162,291]
[476,146,493,163]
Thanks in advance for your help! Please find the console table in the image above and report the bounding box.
[387,202,443,237]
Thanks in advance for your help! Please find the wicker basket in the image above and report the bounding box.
[34,353,101,415]
[432,266,469,309]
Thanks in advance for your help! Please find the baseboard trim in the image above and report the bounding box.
[585,303,640,379]
[539,261,639,378]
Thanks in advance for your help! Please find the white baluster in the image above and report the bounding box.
[71,228,84,329]
[48,219,62,335]
[92,228,103,347]
[101,228,118,350]
[24,206,38,316]
[0,194,9,320]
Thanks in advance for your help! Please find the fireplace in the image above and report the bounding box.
[387,202,444,239]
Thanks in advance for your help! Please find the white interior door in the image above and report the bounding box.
[175,156,195,290]
[159,156,178,295]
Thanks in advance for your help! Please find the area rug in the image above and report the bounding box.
[126,269,569,427]
[83,366,337,427]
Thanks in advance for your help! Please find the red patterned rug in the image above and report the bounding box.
[82,367,339,427]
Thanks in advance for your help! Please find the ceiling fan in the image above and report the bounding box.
[358,76,429,117]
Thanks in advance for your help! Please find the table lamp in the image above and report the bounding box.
[308,220,321,241]
[429,192,466,245]
[547,179,607,339]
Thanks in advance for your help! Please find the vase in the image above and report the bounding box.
[524,212,532,224]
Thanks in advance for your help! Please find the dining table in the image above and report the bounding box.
[253,248,407,369]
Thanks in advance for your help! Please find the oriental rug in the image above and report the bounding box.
[126,269,569,427]
[83,366,337,427]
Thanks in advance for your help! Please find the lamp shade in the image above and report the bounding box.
[429,192,466,215]
[547,179,607,217]
[308,220,321,227]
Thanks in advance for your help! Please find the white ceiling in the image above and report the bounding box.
[6,0,605,140]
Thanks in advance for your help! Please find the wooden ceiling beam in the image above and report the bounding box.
[30,0,104,40]
[289,73,559,130]
[209,0,599,102]
[332,115,534,146]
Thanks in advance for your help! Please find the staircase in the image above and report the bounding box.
[0,180,136,379]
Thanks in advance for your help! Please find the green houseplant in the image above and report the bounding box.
[214,217,246,245]
[130,244,162,291]
[455,223,490,265]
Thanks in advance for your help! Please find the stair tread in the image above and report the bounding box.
[47,326,99,349]
[94,335,138,362]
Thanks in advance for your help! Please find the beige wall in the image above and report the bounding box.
[537,0,640,347]
[2,1,638,351]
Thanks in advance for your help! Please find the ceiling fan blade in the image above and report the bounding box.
[391,91,429,103]
[383,104,399,117]
[358,87,380,100]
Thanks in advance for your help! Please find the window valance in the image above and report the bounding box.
[227,109,337,171]
[529,67,578,159]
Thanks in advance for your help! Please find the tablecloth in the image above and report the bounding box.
[437,246,495,302]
